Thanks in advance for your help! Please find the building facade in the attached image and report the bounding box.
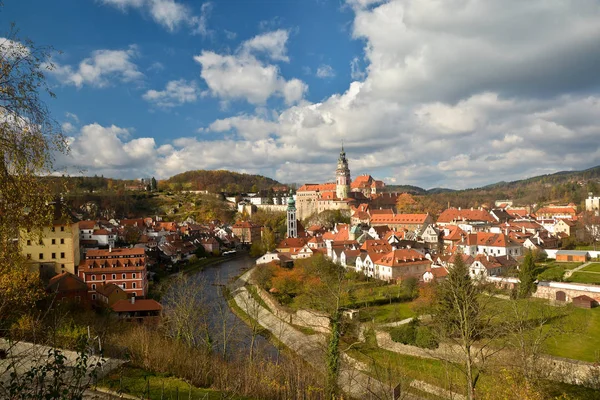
[336,147,351,200]
[78,247,148,299]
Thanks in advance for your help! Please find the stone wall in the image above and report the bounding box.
[255,204,287,213]
[253,284,331,333]
[533,281,600,302]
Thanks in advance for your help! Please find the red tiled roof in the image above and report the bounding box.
[86,247,145,257]
[112,299,162,313]
[47,272,87,292]
[297,183,336,192]
[277,238,307,248]
[79,220,96,230]
[537,207,577,215]
[376,249,431,267]
[370,213,429,225]
[437,208,495,224]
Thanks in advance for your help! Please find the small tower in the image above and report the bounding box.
[336,145,351,199]
[286,190,297,238]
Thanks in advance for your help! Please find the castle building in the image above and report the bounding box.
[296,146,389,220]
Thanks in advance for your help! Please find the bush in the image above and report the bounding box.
[414,326,439,349]
[389,320,418,345]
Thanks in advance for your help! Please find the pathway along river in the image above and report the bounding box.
[185,254,279,360]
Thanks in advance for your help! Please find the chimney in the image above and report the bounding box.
[130,296,135,304]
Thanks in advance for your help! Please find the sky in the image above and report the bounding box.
[2,0,600,189]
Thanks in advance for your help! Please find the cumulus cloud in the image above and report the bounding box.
[143,79,199,108]
[49,46,143,88]
[241,29,290,62]
[74,0,600,188]
[316,64,335,79]
[100,0,213,35]
[194,31,307,105]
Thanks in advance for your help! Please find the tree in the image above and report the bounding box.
[518,250,537,298]
[432,253,505,400]
[151,176,157,191]
[0,24,67,326]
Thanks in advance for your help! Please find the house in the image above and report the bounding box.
[420,224,441,247]
[355,252,385,277]
[468,254,517,279]
[436,208,495,227]
[536,206,577,220]
[422,267,449,283]
[232,221,261,244]
[555,250,589,263]
[200,237,220,253]
[307,236,326,249]
[339,249,361,268]
[95,283,128,307]
[369,213,433,232]
[373,249,432,282]
[490,209,514,223]
[112,298,162,322]
[46,272,89,304]
[20,203,81,276]
[554,219,577,237]
[78,247,148,299]
[457,232,523,258]
[276,237,307,253]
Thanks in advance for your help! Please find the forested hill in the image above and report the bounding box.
[162,170,283,193]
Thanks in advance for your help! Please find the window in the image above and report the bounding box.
[122,283,126,289]
[91,275,96,281]
[51,227,55,232]
[132,282,136,289]
[26,240,31,246]
[122,273,126,279]
[52,239,56,245]
[132,273,136,279]
[61,264,65,269]
[26,254,31,259]
[60,252,65,259]
[92,284,96,290]
[60,226,64,232]
[60,239,64,244]
[102,274,106,281]
[39,253,44,259]
[92,294,96,300]
[39,239,44,245]
[51,253,56,259]
[112,274,116,279]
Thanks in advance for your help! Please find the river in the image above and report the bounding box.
[186,254,279,360]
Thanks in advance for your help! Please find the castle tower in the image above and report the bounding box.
[286,190,297,238]
[336,145,351,199]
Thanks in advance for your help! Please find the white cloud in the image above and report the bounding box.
[241,29,290,62]
[57,123,157,176]
[61,122,76,134]
[194,43,307,105]
[0,37,30,58]
[100,0,213,34]
[316,64,335,79]
[50,46,143,88]
[350,57,366,80]
[143,79,199,108]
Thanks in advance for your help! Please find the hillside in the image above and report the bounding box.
[162,169,283,194]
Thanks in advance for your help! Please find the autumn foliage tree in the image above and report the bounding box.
[0,26,67,325]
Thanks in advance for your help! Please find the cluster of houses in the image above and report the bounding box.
[255,198,600,307]
[20,204,244,321]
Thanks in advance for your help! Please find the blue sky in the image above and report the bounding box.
[2,0,600,189]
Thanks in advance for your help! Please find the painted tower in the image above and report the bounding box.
[336,146,351,199]
[286,190,297,238]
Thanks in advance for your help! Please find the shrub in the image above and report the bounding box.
[389,320,418,345]
[414,326,439,349]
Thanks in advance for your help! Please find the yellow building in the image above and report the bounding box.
[20,205,81,276]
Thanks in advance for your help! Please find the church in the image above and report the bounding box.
[295,147,392,220]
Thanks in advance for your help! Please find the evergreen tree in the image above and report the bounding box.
[518,249,537,298]
[151,176,157,191]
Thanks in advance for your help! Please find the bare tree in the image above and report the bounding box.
[162,273,211,350]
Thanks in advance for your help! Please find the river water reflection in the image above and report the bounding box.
[185,254,279,360]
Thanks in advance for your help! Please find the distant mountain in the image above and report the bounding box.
[162,170,283,193]
[383,185,427,195]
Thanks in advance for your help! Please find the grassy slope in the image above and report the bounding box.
[567,272,600,285]
[100,366,251,400]
[581,263,600,273]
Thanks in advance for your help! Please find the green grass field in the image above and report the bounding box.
[543,306,600,362]
[581,263,600,273]
[358,302,417,323]
[543,261,583,270]
[100,366,250,400]
[567,272,600,285]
